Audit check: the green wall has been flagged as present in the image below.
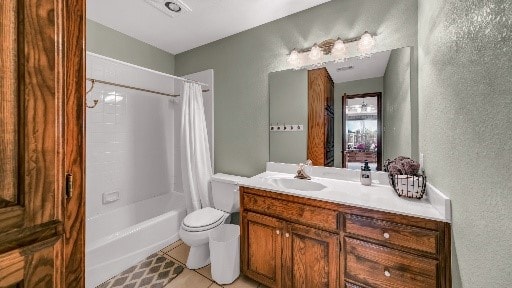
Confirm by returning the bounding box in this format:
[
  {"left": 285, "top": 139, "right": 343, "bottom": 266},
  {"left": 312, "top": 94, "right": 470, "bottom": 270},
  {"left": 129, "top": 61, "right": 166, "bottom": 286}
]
[
  {"left": 418, "top": 0, "right": 512, "bottom": 287},
  {"left": 87, "top": 19, "right": 175, "bottom": 74},
  {"left": 268, "top": 70, "right": 308, "bottom": 164},
  {"left": 334, "top": 77, "right": 384, "bottom": 167},
  {"left": 175, "top": 0, "right": 418, "bottom": 177},
  {"left": 383, "top": 47, "right": 413, "bottom": 162}
]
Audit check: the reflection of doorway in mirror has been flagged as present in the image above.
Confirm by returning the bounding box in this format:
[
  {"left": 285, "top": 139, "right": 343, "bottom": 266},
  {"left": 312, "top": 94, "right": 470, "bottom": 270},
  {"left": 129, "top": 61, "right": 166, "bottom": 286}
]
[{"left": 342, "top": 92, "right": 382, "bottom": 171}]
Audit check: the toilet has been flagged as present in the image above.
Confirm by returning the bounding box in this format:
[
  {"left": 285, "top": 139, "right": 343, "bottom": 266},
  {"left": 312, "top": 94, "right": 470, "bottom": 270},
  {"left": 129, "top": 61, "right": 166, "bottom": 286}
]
[{"left": 179, "top": 173, "right": 246, "bottom": 269}]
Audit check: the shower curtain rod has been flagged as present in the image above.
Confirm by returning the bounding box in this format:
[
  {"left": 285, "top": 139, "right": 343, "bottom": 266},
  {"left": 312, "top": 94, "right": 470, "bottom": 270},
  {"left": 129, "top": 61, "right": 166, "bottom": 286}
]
[{"left": 86, "top": 78, "right": 210, "bottom": 98}]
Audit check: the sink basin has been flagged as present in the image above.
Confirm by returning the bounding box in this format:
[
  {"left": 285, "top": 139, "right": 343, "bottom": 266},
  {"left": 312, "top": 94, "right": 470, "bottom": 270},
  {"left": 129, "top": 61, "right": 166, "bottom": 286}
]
[{"left": 266, "top": 177, "right": 326, "bottom": 191}]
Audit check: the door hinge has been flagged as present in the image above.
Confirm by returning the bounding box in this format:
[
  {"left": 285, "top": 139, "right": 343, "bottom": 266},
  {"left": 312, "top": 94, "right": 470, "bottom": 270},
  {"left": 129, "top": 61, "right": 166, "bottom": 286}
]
[{"left": 66, "top": 173, "right": 73, "bottom": 199}]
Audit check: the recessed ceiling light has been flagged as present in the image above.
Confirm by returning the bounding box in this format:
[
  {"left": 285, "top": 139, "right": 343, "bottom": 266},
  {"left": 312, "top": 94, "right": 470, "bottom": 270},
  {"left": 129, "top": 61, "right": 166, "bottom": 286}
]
[
  {"left": 144, "top": 0, "right": 191, "bottom": 18},
  {"left": 164, "top": 1, "right": 181, "bottom": 12}
]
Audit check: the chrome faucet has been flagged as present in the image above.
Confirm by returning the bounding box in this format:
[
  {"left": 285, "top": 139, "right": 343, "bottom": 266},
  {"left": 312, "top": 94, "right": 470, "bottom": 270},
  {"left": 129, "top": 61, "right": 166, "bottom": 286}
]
[{"left": 295, "top": 159, "right": 312, "bottom": 180}]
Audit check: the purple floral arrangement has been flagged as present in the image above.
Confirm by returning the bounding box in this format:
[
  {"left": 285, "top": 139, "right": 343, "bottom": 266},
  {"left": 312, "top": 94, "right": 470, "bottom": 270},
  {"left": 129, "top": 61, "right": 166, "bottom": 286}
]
[{"left": 384, "top": 156, "right": 421, "bottom": 176}]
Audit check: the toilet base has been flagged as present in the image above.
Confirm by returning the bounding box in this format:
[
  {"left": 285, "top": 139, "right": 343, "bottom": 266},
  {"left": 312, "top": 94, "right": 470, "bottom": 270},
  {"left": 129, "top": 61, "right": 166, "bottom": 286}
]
[{"left": 186, "top": 243, "right": 211, "bottom": 269}]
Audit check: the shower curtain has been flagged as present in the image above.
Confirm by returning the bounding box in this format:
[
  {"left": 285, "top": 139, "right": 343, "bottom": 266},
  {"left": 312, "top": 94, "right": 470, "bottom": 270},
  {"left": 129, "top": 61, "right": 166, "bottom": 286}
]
[{"left": 181, "top": 82, "right": 212, "bottom": 214}]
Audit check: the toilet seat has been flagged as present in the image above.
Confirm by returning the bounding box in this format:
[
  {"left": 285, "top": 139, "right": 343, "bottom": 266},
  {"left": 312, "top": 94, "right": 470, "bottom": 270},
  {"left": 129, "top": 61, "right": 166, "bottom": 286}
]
[{"left": 182, "top": 207, "right": 228, "bottom": 232}]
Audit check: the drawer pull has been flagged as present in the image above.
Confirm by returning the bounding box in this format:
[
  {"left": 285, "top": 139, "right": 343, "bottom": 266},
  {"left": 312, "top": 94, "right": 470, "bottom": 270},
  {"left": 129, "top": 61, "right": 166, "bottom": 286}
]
[
  {"left": 285, "top": 233, "right": 290, "bottom": 238},
  {"left": 276, "top": 230, "right": 280, "bottom": 235},
  {"left": 383, "top": 232, "right": 390, "bottom": 239},
  {"left": 384, "top": 270, "right": 391, "bottom": 277}
]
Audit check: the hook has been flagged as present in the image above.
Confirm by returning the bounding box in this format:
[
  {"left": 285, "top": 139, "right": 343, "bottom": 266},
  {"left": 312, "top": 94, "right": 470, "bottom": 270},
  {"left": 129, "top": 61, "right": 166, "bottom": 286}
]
[
  {"left": 86, "top": 79, "right": 99, "bottom": 109},
  {"left": 86, "top": 99, "right": 99, "bottom": 109}
]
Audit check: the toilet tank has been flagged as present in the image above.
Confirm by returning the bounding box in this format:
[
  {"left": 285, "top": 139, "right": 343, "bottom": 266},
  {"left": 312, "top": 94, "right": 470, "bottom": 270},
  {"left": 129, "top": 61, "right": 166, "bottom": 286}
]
[{"left": 211, "top": 173, "right": 247, "bottom": 213}]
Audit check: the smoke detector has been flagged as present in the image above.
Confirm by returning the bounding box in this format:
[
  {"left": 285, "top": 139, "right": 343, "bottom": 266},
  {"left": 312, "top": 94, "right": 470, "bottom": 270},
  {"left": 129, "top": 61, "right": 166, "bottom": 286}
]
[{"left": 144, "top": 0, "right": 192, "bottom": 18}]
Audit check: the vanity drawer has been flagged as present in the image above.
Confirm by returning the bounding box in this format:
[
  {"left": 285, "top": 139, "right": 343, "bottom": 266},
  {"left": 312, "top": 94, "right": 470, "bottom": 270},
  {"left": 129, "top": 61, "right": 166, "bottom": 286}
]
[
  {"left": 345, "top": 237, "right": 438, "bottom": 288},
  {"left": 242, "top": 192, "right": 338, "bottom": 231},
  {"left": 345, "top": 214, "right": 438, "bottom": 255}
]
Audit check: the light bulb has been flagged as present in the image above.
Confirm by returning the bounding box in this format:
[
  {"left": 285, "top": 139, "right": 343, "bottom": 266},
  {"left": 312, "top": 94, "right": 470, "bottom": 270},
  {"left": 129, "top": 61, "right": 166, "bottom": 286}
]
[
  {"left": 331, "top": 38, "right": 346, "bottom": 62},
  {"left": 287, "top": 49, "right": 301, "bottom": 66},
  {"left": 358, "top": 31, "right": 375, "bottom": 56},
  {"left": 308, "top": 44, "right": 322, "bottom": 60}
]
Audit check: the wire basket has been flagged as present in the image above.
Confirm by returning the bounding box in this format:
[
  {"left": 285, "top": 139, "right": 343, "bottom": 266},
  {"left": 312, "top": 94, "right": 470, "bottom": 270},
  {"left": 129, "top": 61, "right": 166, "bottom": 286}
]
[{"left": 388, "top": 174, "right": 427, "bottom": 199}]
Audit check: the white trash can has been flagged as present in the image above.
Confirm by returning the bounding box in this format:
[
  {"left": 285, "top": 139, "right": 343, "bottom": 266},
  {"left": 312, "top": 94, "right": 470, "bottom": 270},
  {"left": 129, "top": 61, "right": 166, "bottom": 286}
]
[{"left": 209, "top": 224, "right": 240, "bottom": 284}]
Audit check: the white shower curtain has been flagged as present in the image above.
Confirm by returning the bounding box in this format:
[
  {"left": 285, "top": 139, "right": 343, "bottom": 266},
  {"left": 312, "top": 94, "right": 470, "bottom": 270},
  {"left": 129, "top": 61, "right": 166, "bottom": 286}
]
[{"left": 181, "top": 82, "right": 212, "bottom": 214}]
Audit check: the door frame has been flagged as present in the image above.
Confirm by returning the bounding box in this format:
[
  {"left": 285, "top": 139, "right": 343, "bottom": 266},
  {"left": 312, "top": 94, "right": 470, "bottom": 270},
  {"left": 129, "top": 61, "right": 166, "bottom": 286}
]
[
  {"left": 63, "top": 0, "right": 86, "bottom": 286},
  {"left": 0, "top": 0, "right": 86, "bottom": 286},
  {"left": 342, "top": 92, "right": 382, "bottom": 171}
]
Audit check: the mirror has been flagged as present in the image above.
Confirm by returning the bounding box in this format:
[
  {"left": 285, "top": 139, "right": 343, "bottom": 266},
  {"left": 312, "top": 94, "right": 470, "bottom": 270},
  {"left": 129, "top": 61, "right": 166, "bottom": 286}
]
[{"left": 269, "top": 47, "right": 416, "bottom": 171}]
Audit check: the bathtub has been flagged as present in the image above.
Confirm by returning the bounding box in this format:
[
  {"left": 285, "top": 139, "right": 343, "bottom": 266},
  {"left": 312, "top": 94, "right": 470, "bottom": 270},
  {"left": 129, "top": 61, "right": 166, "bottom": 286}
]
[{"left": 85, "top": 192, "right": 186, "bottom": 288}]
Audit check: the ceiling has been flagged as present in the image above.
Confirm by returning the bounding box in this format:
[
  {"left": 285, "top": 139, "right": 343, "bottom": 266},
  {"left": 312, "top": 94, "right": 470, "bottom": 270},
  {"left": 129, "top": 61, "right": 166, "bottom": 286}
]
[
  {"left": 325, "top": 50, "right": 392, "bottom": 84},
  {"left": 87, "top": 0, "right": 332, "bottom": 55}
]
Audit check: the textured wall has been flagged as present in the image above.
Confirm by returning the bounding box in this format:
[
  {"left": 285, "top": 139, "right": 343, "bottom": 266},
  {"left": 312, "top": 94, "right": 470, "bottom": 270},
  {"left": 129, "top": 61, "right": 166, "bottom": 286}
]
[
  {"left": 269, "top": 70, "right": 308, "bottom": 164},
  {"left": 383, "top": 47, "right": 412, "bottom": 161},
  {"left": 418, "top": 0, "right": 512, "bottom": 287},
  {"left": 334, "top": 77, "right": 384, "bottom": 167},
  {"left": 175, "top": 0, "right": 418, "bottom": 176},
  {"left": 87, "top": 19, "right": 175, "bottom": 74}
]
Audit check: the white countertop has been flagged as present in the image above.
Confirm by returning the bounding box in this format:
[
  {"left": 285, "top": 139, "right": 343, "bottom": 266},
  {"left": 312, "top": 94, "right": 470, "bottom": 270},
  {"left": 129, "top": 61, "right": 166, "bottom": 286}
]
[{"left": 239, "top": 163, "right": 451, "bottom": 223}]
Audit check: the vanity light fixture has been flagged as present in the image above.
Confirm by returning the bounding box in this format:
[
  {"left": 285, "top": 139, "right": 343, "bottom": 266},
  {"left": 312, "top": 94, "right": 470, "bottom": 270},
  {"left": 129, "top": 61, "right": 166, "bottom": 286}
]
[
  {"left": 308, "top": 44, "right": 323, "bottom": 60},
  {"left": 287, "top": 31, "right": 375, "bottom": 69},
  {"left": 331, "top": 38, "right": 347, "bottom": 62},
  {"left": 358, "top": 31, "right": 376, "bottom": 57},
  {"left": 288, "top": 49, "right": 301, "bottom": 66}
]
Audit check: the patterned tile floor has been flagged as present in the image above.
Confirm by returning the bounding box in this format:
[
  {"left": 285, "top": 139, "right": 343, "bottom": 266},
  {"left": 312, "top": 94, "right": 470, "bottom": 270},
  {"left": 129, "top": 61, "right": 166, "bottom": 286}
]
[{"left": 159, "top": 240, "right": 268, "bottom": 288}]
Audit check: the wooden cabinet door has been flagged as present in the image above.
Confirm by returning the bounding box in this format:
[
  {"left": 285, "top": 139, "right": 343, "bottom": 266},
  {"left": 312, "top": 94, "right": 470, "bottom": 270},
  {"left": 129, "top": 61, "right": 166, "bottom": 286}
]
[
  {"left": 242, "top": 212, "right": 284, "bottom": 288},
  {"left": 283, "top": 223, "right": 339, "bottom": 288},
  {"left": 0, "top": 0, "right": 85, "bottom": 287}
]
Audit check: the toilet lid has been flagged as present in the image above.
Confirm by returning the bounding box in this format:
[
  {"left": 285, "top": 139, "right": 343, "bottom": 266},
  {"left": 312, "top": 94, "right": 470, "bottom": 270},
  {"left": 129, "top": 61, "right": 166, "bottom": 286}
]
[{"left": 182, "top": 207, "right": 227, "bottom": 232}]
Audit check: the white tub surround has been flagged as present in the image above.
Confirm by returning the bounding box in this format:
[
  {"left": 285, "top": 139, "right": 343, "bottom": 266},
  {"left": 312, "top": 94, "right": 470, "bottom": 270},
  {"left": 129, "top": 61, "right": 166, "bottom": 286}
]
[
  {"left": 239, "top": 162, "right": 451, "bottom": 223},
  {"left": 86, "top": 193, "right": 186, "bottom": 288}
]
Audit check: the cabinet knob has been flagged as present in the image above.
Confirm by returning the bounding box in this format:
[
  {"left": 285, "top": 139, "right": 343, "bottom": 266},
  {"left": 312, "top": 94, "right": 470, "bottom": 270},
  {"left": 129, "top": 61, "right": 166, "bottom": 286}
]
[
  {"left": 383, "top": 232, "right": 390, "bottom": 239},
  {"left": 276, "top": 230, "right": 280, "bottom": 235},
  {"left": 285, "top": 233, "right": 290, "bottom": 238},
  {"left": 384, "top": 270, "right": 391, "bottom": 277}
]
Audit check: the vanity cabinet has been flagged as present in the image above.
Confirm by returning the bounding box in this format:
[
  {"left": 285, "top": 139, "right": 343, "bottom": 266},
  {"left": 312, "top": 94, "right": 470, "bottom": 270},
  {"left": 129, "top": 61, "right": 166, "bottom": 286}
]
[
  {"left": 240, "top": 186, "right": 451, "bottom": 288},
  {"left": 284, "top": 223, "right": 339, "bottom": 288},
  {"left": 243, "top": 212, "right": 284, "bottom": 287},
  {"left": 241, "top": 190, "right": 340, "bottom": 288},
  {"left": 242, "top": 211, "right": 339, "bottom": 288}
]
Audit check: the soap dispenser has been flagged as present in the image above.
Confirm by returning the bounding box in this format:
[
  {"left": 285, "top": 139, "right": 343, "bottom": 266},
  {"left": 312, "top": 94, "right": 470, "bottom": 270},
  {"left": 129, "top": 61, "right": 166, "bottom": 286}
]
[{"left": 360, "top": 160, "right": 372, "bottom": 186}]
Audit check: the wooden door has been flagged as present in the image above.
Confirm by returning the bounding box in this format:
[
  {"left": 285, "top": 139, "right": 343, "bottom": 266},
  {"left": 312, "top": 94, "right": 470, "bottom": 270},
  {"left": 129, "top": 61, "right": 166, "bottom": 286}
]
[
  {"left": 242, "top": 212, "right": 284, "bottom": 288},
  {"left": 0, "top": 0, "right": 85, "bottom": 287},
  {"left": 283, "top": 223, "right": 339, "bottom": 288}
]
